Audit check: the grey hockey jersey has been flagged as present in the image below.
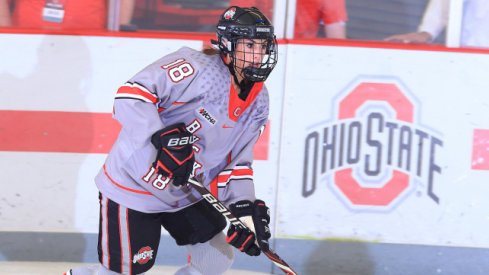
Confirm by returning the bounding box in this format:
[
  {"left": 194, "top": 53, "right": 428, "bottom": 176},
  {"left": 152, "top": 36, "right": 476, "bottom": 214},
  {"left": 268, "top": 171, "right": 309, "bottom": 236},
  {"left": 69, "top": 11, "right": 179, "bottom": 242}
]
[{"left": 95, "top": 47, "right": 269, "bottom": 213}]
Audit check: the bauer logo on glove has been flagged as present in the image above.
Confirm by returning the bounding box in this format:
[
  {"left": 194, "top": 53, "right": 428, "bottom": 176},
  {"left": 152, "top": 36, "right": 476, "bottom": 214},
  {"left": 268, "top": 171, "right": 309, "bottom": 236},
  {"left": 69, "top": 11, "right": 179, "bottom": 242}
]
[
  {"left": 167, "top": 135, "right": 198, "bottom": 147},
  {"left": 150, "top": 123, "right": 196, "bottom": 186}
]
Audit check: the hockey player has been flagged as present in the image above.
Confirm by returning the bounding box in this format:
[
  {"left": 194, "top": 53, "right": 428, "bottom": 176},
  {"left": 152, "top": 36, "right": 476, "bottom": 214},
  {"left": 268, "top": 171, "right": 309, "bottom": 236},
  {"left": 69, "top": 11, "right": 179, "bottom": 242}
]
[{"left": 67, "top": 5, "right": 278, "bottom": 275}]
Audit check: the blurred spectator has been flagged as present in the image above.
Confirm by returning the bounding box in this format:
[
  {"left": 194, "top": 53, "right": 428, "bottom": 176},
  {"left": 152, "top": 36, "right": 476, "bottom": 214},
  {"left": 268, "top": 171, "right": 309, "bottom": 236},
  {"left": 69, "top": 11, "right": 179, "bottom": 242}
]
[
  {"left": 131, "top": 0, "right": 225, "bottom": 32},
  {"left": 129, "top": 0, "right": 273, "bottom": 33},
  {"left": 294, "top": 0, "right": 348, "bottom": 38},
  {"left": 119, "top": 0, "right": 137, "bottom": 31},
  {"left": 0, "top": 0, "right": 106, "bottom": 30},
  {"left": 0, "top": 0, "right": 11, "bottom": 27},
  {"left": 385, "top": 0, "right": 489, "bottom": 47}
]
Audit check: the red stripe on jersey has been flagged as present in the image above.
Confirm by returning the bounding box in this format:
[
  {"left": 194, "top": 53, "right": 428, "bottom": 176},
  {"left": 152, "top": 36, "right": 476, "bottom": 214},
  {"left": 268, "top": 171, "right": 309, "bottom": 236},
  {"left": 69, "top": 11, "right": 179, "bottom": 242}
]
[
  {"left": 104, "top": 164, "right": 152, "bottom": 195},
  {"left": 253, "top": 121, "right": 270, "bottom": 161},
  {"left": 0, "top": 110, "right": 120, "bottom": 153},
  {"left": 227, "top": 152, "right": 232, "bottom": 164},
  {"left": 210, "top": 177, "right": 218, "bottom": 198},
  {"left": 116, "top": 85, "right": 158, "bottom": 103},
  {"left": 216, "top": 167, "right": 253, "bottom": 187}
]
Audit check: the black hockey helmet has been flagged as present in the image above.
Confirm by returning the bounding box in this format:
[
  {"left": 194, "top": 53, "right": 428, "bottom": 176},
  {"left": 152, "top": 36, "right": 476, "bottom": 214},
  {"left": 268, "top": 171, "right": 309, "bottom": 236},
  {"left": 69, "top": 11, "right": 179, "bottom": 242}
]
[{"left": 213, "top": 6, "right": 278, "bottom": 83}]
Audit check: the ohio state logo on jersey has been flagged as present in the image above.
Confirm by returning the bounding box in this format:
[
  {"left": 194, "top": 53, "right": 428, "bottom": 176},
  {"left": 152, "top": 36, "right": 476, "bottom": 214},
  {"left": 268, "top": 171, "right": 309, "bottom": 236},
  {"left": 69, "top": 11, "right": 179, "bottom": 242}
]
[{"left": 133, "top": 246, "right": 154, "bottom": 264}]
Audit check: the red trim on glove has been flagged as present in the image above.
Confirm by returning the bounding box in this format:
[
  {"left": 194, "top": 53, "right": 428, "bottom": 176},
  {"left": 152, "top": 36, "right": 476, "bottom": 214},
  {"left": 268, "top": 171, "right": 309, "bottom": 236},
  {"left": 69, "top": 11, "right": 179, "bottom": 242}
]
[
  {"left": 239, "top": 234, "right": 254, "bottom": 252},
  {"left": 226, "top": 231, "right": 238, "bottom": 243}
]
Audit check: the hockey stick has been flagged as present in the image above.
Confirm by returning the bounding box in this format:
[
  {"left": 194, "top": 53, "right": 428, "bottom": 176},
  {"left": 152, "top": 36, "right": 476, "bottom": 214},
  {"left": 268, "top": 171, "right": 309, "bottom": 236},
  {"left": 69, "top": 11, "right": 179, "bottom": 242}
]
[{"left": 187, "top": 177, "right": 298, "bottom": 275}]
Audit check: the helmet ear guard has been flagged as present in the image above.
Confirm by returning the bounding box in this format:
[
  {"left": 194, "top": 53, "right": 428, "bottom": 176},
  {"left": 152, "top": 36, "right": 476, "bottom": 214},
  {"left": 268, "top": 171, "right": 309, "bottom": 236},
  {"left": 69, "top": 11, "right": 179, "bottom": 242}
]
[
  {"left": 226, "top": 40, "right": 233, "bottom": 52},
  {"left": 210, "top": 36, "right": 233, "bottom": 54},
  {"left": 220, "top": 37, "right": 233, "bottom": 53}
]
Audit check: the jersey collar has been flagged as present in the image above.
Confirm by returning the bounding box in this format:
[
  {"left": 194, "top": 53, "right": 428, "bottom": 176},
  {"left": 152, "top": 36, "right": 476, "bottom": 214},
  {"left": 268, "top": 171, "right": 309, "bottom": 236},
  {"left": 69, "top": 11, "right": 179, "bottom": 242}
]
[{"left": 228, "top": 79, "right": 264, "bottom": 122}]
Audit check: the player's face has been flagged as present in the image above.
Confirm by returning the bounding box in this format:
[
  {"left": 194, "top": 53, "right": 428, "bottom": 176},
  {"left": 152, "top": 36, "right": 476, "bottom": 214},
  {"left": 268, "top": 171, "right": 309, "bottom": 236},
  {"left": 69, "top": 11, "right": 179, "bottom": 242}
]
[{"left": 233, "top": 38, "right": 268, "bottom": 81}]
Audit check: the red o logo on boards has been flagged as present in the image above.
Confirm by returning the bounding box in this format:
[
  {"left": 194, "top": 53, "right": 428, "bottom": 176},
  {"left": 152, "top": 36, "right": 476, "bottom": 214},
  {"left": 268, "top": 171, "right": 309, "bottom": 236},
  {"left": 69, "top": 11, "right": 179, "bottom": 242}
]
[
  {"left": 302, "top": 78, "right": 444, "bottom": 210},
  {"left": 335, "top": 82, "right": 413, "bottom": 206}
]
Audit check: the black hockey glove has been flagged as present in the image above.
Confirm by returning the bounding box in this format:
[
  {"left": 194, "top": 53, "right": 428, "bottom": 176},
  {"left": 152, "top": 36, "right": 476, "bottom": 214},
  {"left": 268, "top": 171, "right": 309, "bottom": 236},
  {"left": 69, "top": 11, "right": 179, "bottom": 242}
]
[
  {"left": 226, "top": 223, "right": 260, "bottom": 256},
  {"left": 151, "top": 123, "right": 195, "bottom": 186},
  {"left": 226, "top": 199, "right": 271, "bottom": 256}
]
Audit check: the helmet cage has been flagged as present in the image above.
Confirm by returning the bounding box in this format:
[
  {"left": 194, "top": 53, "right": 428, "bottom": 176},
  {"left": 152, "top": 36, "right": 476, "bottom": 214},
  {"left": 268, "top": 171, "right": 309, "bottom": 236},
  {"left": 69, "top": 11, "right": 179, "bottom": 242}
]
[{"left": 230, "top": 36, "right": 277, "bottom": 82}]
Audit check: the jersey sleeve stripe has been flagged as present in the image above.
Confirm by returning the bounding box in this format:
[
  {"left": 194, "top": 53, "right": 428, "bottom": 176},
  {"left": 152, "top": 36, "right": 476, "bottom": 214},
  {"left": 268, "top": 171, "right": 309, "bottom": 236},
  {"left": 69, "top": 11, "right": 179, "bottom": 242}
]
[
  {"left": 116, "top": 84, "right": 158, "bottom": 104},
  {"left": 115, "top": 94, "right": 155, "bottom": 103},
  {"left": 132, "top": 82, "right": 155, "bottom": 96},
  {"left": 216, "top": 166, "right": 253, "bottom": 188}
]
